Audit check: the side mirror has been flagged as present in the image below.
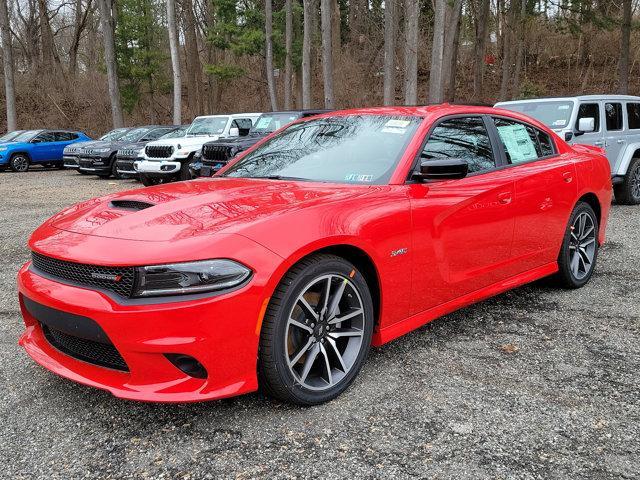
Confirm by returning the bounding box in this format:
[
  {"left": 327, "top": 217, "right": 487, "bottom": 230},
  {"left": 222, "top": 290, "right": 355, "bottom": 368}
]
[
  {"left": 414, "top": 159, "right": 469, "bottom": 181},
  {"left": 577, "top": 117, "right": 595, "bottom": 134},
  {"left": 229, "top": 127, "right": 240, "bottom": 137}
]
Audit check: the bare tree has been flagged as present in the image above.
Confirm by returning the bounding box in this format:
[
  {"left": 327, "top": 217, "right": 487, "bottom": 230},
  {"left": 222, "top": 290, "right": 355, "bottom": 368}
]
[
  {"left": 265, "top": 0, "right": 278, "bottom": 111},
  {"left": 37, "top": 0, "right": 60, "bottom": 72},
  {"left": 69, "top": 0, "right": 92, "bottom": 75},
  {"left": 302, "top": 0, "right": 312, "bottom": 108},
  {"left": 511, "top": 0, "right": 527, "bottom": 97},
  {"left": 383, "top": 0, "right": 396, "bottom": 105},
  {"left": 320, "top": 0, "right": 334, "bottom": 108},
  {"left": 428, "top": 0, "right": 446, "bottom": 103},
  {"left": 403, "top": 0, "right": 419, "bottom": 105},
  {"left": 182, "top": 0, "right": 204, "bottom": 115},
  {"left": 472, "top": 0, "right": 490, "bottom": 102},
  {"left": 96, "top": 0, "right": 124, "bottom": 127},
  {"left": 619, "top": 0, "right": 632, "bottom": 94},
  {"left": 284, "top": 0, "right": 293, "bottom": 109},
  {"left": 499, "top": 0, "right": 515, "bottom": 100},
  {"left": 0, "top": 0, "right": 16, "bottom": 130},
  {"left": 442, "top": 0, "right": 463, "bottom": 101},
  {"left": 166, "top": 0, "right": 181, "bottom": 124}
]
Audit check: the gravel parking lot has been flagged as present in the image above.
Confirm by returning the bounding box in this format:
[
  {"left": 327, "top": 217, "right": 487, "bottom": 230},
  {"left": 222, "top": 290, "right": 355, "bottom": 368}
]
[{"left": 0, "top": 169, "right": 638, "bottom": 479}]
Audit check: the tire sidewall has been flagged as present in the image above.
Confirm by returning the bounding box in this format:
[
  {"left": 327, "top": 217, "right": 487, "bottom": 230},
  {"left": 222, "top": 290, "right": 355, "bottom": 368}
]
[
  {"left": 628, "top": 158, "right": 640, "bottom": 203},
  {"left": 10, "top": 154, "right": 29, "bottom": 172},
  {"left": 267, "top": 258, "right": 374, "bottom": 405},
  {"left": 559, "top": 202, "right": 599, "bottom": 288}
]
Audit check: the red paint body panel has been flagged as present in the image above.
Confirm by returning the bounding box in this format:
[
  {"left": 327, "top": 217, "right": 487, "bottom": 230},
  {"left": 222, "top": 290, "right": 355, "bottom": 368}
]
[{"left": 16, "top": 105, "right": 613, "bottom": 402}]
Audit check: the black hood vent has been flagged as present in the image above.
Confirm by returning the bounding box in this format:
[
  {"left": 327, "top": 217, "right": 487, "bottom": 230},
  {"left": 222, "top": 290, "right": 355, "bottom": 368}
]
[{"left": 109, "top": 199, "right": 155, "bottom": 211}]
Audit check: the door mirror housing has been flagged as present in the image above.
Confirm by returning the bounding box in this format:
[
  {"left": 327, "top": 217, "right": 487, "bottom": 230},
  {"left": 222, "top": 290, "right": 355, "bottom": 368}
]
[
  {"left": 414, "top": 159, "right": 469, "bottom": 181},
  {"left": 228, "top": 127, "right": 240, "bottom": 137},
  {"left": 576, "top": 117, "right": 595, "bottom": 135}
]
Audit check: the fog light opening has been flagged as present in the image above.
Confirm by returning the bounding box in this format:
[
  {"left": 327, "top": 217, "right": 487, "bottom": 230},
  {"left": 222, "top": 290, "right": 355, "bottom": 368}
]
[
  {"left": 164, "top": 354, "right": 208, "bottom": 379},
  {"left": 161, "top": 165, "right": 172, "bottom": 171}
]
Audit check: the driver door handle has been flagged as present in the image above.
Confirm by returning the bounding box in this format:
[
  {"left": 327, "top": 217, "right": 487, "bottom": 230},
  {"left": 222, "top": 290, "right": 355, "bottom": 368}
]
[
  {"left": 594, "top": 140, "right": 605, "bottom": 146},
  {"left": 562, "top": 171, "right": 573, "bottom": 183}
]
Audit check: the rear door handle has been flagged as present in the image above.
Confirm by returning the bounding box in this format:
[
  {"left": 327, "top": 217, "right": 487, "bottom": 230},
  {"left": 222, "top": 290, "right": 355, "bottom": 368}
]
[
  {"left": 617, "top": 139, "right": 626, "bottom": 144},
  {"left": 497, "top": 192, "right": 512, "bottom": 205},
  {"left": 562, "top": 171, "right": 573, "bottom": 183}
]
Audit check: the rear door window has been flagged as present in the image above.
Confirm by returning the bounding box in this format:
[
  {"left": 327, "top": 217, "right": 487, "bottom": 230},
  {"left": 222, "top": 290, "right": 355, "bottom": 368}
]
[
  {"left": 605, "top": 103, "right": 623, "bottom": 131},
  {"left": 493, "top": 118, "right": 555, "bottom": 164},
  {"left": 421, "top": 117, "right": 495, "bottom": 174},
  {"left": 576, "top": 103, "right": 600, "bottom": 131},
  {"left": 626, "top": 103, "right": 640, "bottom": 129},
  {"left": 33, "top": 132, "right": 56, "bottom": 143}
]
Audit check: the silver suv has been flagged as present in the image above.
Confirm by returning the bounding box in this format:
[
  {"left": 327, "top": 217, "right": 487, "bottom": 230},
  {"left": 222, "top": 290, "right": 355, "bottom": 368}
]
[{"left": 495, "top": 95, "right": 640, "bottom": 205}]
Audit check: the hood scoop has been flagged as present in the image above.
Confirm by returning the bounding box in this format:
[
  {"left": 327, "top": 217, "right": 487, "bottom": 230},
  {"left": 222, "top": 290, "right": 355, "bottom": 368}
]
[{"left": 109, "top": 199, "right": 155, "bottom": 211}]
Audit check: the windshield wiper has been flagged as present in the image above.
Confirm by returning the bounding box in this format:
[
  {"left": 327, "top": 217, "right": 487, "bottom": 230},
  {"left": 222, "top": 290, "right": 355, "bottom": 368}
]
[{"left": 251, "top": 175, "right": 308, "bottom": 181}]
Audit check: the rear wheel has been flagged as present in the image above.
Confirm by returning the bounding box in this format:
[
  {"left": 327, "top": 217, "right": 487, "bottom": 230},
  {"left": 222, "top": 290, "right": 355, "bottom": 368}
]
[
  {"left": 614, "top": 157, "right": 640, "bottom": 205},
  {"left": 554, "top": 201, "right": 599, "bottom": 289},
  {"left": 259, "top": 254, "right": 374, "bottom": 405},
  {"left": 9, "top": 154, "right": 29, "bottom": 172}
]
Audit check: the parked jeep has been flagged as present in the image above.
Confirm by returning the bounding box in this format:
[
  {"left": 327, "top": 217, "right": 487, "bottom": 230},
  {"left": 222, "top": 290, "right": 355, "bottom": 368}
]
[
  {"left": 135, "top": 113, "right": 261, "bottom": 186},
  {"left": 495, "top": 95, "right": 640, "bottom": 204},
  {"left": 197, "top": 110, "right": 329, "bottom": 177},
  {"left": 63, "top": 128, "right": 131, "bottom": 173},
  {"left": 115, "top": 125, "right": 188, "bottom": 179},
  {"left": 78, "top": 125, "right": 178, "bottom": 179}
]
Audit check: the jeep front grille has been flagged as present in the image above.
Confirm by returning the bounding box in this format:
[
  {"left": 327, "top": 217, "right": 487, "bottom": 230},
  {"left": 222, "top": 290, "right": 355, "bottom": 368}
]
[
  {"left": 146, "top": 145, "right": 174, "bottom": 158},
  {"left": 202, "top": 144, "right": 233, "bottom": 162}
]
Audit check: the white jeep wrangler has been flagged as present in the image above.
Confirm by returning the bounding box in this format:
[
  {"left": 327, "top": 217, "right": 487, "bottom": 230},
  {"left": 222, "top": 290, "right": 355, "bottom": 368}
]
[
  {"left": 135, "top": 113, "right": 260, "bottom": 186},
  {"left": 496, "top": 95, "right": 640, "bottom": 205}
]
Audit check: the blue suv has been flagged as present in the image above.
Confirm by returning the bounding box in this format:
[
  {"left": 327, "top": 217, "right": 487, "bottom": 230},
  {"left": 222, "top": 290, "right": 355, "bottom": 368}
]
[{"left": 0, "top": 129, "right": 91, "bottom": 172}]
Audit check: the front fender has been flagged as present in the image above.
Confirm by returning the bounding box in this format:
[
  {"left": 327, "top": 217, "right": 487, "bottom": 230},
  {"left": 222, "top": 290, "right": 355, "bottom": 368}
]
[{"left": 614, "top": 143, "right": 640, "bottom": 176}]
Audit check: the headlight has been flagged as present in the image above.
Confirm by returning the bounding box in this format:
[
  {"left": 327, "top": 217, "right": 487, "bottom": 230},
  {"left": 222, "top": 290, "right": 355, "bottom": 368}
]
[
  {"left": 133, "top": 259, "right": 251, "bottom": 297},
  {"left": 137, "top": 148, "right": 144, "bottom": 158},
  {"left": 0, "top": 146, "right": 8, "bottom": 151}
]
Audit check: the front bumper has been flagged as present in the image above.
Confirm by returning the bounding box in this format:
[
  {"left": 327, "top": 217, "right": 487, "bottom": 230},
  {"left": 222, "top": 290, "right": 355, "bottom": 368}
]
[
  {"left": 17, "top": 262, "right": 267, "bottom": 402},
  {"left": 135, "top": 159, "right": 181, "bottom": 176},
  {"left": 63, "top": 156, "right": 79, "bottom": 168},
  {"left": 200, "top": 161, "right": 229, "bottom": 177},
  {"left": 115, "top": 157, "right": 139, "bottom": 179},
  {"left": 79, "top": 156, "right": 110, "bottom": 174}
]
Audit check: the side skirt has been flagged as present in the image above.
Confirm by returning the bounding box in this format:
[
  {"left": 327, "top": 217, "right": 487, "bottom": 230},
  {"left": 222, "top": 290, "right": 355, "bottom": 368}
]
[{"left": 372, "top": 262, "right": 559, "bottom": 346}]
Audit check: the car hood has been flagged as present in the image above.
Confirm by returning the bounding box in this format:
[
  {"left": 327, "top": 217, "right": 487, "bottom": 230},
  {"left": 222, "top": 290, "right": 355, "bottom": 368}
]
[
  {"left": 0, "top": 141, "right": 28, "bottom": 150},
  {"left": 147, "top": 135, "right": 221, "bottom": 148},
  {"left": 44, "top": 177, "right": 365, "bottom": 242}
]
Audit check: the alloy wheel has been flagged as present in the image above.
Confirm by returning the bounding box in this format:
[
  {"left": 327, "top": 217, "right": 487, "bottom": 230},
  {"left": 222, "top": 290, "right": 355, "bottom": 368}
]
[
  {"left": 12, "top": 156, "right": 29, "bottom": 172},
  {"left": 631, "top": 164, "right": 640, "bottom": 200},
  {"left": 568, "top": 212, "right": 596, "bottom": 280},
  {"left": 285, "top": 274, "right": 365, "bottom": 391}
]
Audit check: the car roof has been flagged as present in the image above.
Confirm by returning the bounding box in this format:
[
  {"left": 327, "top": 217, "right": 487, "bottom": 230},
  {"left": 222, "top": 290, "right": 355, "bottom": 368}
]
[{"left": 496, "top": 95, "right": 640, "bottom": 105}]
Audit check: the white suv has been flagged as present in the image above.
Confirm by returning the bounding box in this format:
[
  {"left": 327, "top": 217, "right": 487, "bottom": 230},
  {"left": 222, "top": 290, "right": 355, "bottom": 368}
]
[
  {"left": 135, "top": 113, "right": 260, "bottom": 186},
  {"left": 496, "top": 95, "right": 640, "bottom": 204}
]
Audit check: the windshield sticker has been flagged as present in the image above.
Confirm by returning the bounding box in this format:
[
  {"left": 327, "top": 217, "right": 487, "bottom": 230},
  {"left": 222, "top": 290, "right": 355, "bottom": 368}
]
[
  {"left": 345, "top": 173, "right": 374, "bottom": 182},
  {"left": 256, "top": 117, "right": 273, "bottom": 129},
  {"left": 552, "top": 119, "right": 567, "bottom": 126},
  {"left": 385, "top": 119, "right": 411, "bottom": 128},
  {"left": 381, "top": 127, "right": 407, "bottom": 134},
  {"left": 497, "top": 124, "right": 538, "bottom": 162},
  {"left": 558, "top": 105, "right": 570, "bottom": 110}
]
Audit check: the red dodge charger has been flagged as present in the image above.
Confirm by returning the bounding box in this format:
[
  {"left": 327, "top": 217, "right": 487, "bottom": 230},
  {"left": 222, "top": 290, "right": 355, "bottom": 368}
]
[{"left": 17, "top": 105, "right": 612, "bottom": 405}]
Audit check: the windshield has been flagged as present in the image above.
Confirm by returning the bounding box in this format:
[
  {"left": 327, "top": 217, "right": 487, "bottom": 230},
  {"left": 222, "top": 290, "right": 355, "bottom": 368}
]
[
  {"left": 0, "top": 130, "right": 24, "bottom": 142},
  {"left": 11, "top": 130, "right": 41, "bottom": 143},
  {"left": 250, "top": 113, "right": 300, "bottom": 135},
  {"left": 117, "top": 127, "right": 152, "bottom": 142},
  {"left": 100, "top": 128, "right": 130, "bottom": 141},
  {"left": 499, "top": 101, "right": 574, "bottom": 129},
  {"left": 223, "top": 115, "right": 421, "bottom": 184},
  {"left": 160, "top": 127, "right": 187, "bottom": 139},
  {"left": 187, "top": 117, "right": 229, "bottom": 136}
]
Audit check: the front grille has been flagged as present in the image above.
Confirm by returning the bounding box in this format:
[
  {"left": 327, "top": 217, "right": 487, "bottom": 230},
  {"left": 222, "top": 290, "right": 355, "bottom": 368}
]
[
  {"left": 202, "top": 144, "right": 233, "bottom": 162},
  {"left": 118, "top": 149, "right": 139, "bottom": 158},
  {"left": 116, "top": 160, "right": 135, "bottom": 172},
  {"left": 79, "top": 158, "right": 93, "bottom": 168},
  {"left": 63, "top": 157, "right": 79, "bottom": 167},
  {"left": 31, "top": 252, "right": 136, "bottom": 298},
  {"left": 43, "top": 324, "right": 128, "bottom": 371},
  {"left": 146, "top": 145, "right": 174, "bottom": 158},
  {"left": 110, "top": 199, "right": 154, "bottom": 211}
]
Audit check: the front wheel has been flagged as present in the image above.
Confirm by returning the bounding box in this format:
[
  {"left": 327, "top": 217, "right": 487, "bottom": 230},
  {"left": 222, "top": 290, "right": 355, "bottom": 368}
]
[
  {"left": 179, "top": 160, "right": 195, "bottom": 181},
  {"left": 614, "top": 157, "right": 640, "bottom": 205},
  {"left": 9, "top": 154, "right": 30, "bottom": 172},
  {"left": 139, "top": 174, "right": 169, "bottom": 187},
  {"left": 554, "top": 201, "right": 599, "bottom": 289},
  {"left": 259, "top": 254, "right": 374, "bottom": 405}
]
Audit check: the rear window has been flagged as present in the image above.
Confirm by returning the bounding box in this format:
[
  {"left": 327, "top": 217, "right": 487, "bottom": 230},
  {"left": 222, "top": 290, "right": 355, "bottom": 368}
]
[{"left": 627, "top": 103, "right": 640, "bottom": 129}]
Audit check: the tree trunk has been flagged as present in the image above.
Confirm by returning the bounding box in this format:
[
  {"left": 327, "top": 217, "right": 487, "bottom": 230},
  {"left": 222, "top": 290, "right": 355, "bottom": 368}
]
[
  {"left": 428, "top": 0, "right": 446, "bottom": 103},
  {"left": 473, "top": 0, "right": 490, "bottom": 102},
  {"left": 618, "top": 0, "right": 631, "bottom": 94},
  {"left": 69, "top": 0, "right": 92, "bottom": 75},
  {"left": 182, "top": 0, "right": 204, "bottom": 116},
  {"left": 265, "top": 0, "right": 278, "bottom": 111},
  {"left": 97, "top": 0, "right": 124, "bottom": 127},
  {"left": 499, "top": 0, "right": 515, "bottom": 100},
  {"left": 37, "top": 0, "right": 60, "bottom": 72},
  {"left": 166, "top": 0, "right": 181, "bottom": 124},
  {"left": 320, "top": 0, "right": 335, "bottom": 108},
  {"left": 442, "top": 0, "right": 463, "bottom": 102},
  {"left": 0, "top": 0, "right": 16, "bottom": 130},
  {"left": 284, "top": 0, "right": 293, "bottom": 109},
  {"left": 403, "top": 0, "right": 419, "bottom": 105},
  {"left": 302, "top": 0, "right": 312, "bottom": 108},
  {"left": 511, "top": 0, "right": 526, "bottom": 97},
  {"left": 383, "top": 0, "right": 396, "bottom": 105}
]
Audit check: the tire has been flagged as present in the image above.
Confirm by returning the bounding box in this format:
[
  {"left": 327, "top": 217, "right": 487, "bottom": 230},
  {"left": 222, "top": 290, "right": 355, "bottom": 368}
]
[
  {"left": 0, "top": 165, "right": 6, "bottom": 172},
  {"left": 140, "top": 174, "right": 165, "bottom": 187},
  {"left": 258, "top": 254, "right": 374, "bottom": 405},
  {"left": 78, "top": 169, "right": 89, "bottom": 175},
  {"left": 111, "top": 158, "right": 121, "bottom": 179},
  {"left": 179, "top": 159, "right": 195, "bottom": 181},
  {"left": 554, "top": 201, "right": 599, "bottom": 289},
  {"left": 613, "top": 157, "right": 640, "bottom": 205},
  {"left": 9, "top": 154, "right": 30, "bottom": 172}
]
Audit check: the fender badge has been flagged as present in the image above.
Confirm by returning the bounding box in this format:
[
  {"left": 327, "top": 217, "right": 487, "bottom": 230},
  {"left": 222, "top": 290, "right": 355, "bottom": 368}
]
[{"left": 390, "top": 248, "right": 408, "bottom": 257}]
